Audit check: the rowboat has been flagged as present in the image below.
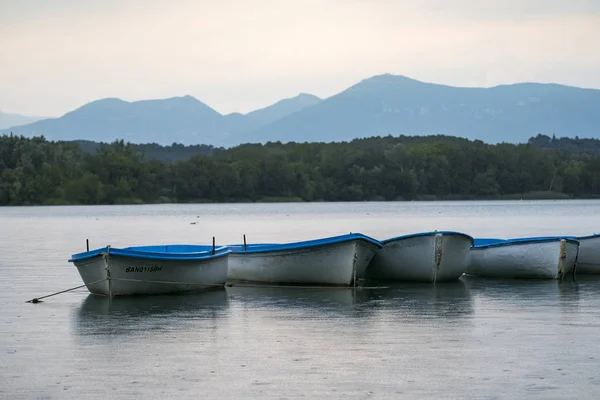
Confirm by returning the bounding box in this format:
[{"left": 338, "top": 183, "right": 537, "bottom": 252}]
[
  {"left": 530, "top": 233, "right": 600, "bottom": 274},
  {"left": 467, "top": 237, "right": 579, "bottom": 279},
  {"left": 573, "top": 234, "right": 600, "bottom": 274},
  {"left": 367, "top": 231, "right": 473, "bottom": 282},
  {"left": 226, "top": 233, "right": 382, "bottom": 285},
  {"left": 68, "top": 244, "right": 231, "bottom": 297}
]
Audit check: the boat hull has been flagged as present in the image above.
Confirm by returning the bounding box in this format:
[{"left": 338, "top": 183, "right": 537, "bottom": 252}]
[
  {"left": 575, "top": 235, "right": 600, "bottom": 274},
  {"left": 467, "top": 239, "right": 578, "bottom": 279},
  {"left": 73, "top": 254, "right": 229, "bottom": 296},
  {"left": 227, "top": 240, "right": 379, "bottom": 285},
  {"left": 368, "top": 232, "right": 472, "bottom": 282}
]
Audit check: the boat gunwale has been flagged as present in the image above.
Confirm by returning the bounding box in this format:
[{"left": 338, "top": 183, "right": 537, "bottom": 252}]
[
  {"left": 228, "top": 233, "right": 382, "bottom": 254},
  {"left": 68, "top": 245, "right": 231, "bottom": 263},
  {"left": 381, "top": 231, "right": 474, "bottom": 245},
  {"left": 575, "top": 233, "right": 600, "bottom": 240},
  {"left": 472, "top": 236, "right": 580, "bottom": 250},
  {"left": 494, "top": 233, "right": 599, "bottom": 241}
]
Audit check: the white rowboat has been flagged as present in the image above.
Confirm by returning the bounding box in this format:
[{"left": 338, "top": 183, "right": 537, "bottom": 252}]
[
  {"left": 368, "top": 231, "right": 473, "bottom": 282},
  {"left": 69, "top": 244, "right": 230, "bottom": 297},
  {"left": 467, "top": 237, "right": 578, "bottom": 279},
  {"left": 573, "top": 234, "right": 600, "bottom": 274},
  {"left": 227, "top": 233, "right": 382, "bottom": 286}
]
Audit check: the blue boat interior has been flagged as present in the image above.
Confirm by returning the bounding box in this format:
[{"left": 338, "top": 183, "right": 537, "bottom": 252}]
[
  {"left": 228, "top": 233, "right": 382, "bottom": 254},
  {"left": 69, "top": 244, "right": 231, "bottom": 262},
  {"left": 382, "top": 231, "right": 474, "bottom": 245},
  {"left": 130, "top": 245, "right": 220, "bottom": 253}
]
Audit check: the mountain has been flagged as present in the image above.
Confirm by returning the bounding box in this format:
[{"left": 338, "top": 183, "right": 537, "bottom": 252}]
[
  {"left": 2, "top": 93, "right": 321, "bottom": 146},
  {"left": 0, "top": 111, "right": 46, "bottom": 129},
  {"left": 2, "top": 96, "right": 229, "bottom": 145},
  {"left": 3, "top": 75, "right": 599, "bottom": 146},
  {"left": 246, "top": 93, "right": 321, "bottom": 124},
  {"left": 247, "top": 74, "right": 600, "bottom": 144}
]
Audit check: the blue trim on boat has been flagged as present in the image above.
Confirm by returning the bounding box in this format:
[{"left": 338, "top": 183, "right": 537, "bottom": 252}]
[
  {"left": 530, "top": 233, "right": 599, "bottom": 240},
  {"left": 576, "top": 233, "right": 600, "bottom": 240},
  {"left": 69, "top": 244, "right": 231, "bottom": 262},
  {"left": 381, "top": 231, "right": 474, "bottom": 245},
  {"left": 509, "top": 236, "right": 578, "bottom": 242},
  {"left": 472, "top": 236, "right": 579, "bottom": 249},
  {"left": 473, "top": 238, "right": 505, "bottom": 247},
  {"left": 228, "top": 233, "right": 382, "bottom": 254}
]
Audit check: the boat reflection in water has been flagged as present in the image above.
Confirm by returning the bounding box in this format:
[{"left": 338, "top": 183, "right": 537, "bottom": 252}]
[
  {"left": 225, "top": 279, "right": 475, "bottom": 323},
  {"left": 225, "top": 283, "right": 379, "bottom": 319},
  {"left": 461, "top": 274, "right": 581, "bottom": 312},
  {"left": 72, "top": 288, "right": 229, "bottom": 338},
  {"left": 363, "top": 279, "right": 475, "bottom": 322}
]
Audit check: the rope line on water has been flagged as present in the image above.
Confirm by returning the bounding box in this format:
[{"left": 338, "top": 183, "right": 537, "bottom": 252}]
[
  {"left": 25, "top": 278, "right": 108, "bottom": 303},
  {"left": 27, "top": 277, "right": 385, "bottom": 303},
  {"left": 26, "top": 277, "right": 225, "bottom": 303}
]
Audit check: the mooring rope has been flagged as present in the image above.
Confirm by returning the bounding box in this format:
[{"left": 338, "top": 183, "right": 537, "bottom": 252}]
[
  {"left": 27, "top": 277, "right": 384, "bottom": 304},
  {"left": 26, "top": 276, "right": 227, "bottom": 303},
  {"left": 25, "top": 278, "right": 108, "bottom": 303}
]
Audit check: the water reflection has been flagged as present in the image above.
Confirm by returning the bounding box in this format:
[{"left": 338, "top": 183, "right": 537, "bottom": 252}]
[
  {"left": 226, "top": 280, "right": 474, "bottom": 322},
  {"left": 72, "top": 288, "right": 229, "bottom": 337},
  {"left": 226, "top": 284, "right": 379, "bottom": 319},
  {"left": 461, "top": 274, "right": 582, "bottom": 309},
  {"left": 364, "top": 279, "right": 475, "bottom": 322}
]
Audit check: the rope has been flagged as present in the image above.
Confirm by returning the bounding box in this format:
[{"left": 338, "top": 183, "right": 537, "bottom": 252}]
[
  {"left": 27, "top": 276, "right": 387, "bottom": 303},
  {"left": 26, "top": 275, "right": 224, "bottom": 303},
  {"left": 26, "top": 278, "right": 108, "bottom": 303}
]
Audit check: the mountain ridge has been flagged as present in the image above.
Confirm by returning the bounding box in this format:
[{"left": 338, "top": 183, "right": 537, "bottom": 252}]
[
  {"left": 246, "top": 74, "right": 600, "bottom": 144},
  {"left": 1, "top": 92, "right": 322, "bottom": 146},
  {"left": 0, "top": 110, "right": 47, "bottom": 130},
  {"left": 3, "top": 74, "right": 599, "bottom": 145}
]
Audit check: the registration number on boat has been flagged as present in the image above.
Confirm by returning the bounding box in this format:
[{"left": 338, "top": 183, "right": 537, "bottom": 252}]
[{"left": 125, "top": 265, "right": 163, "bottom": 273}]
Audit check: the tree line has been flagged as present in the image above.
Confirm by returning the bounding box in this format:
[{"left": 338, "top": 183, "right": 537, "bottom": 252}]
[{"left": 1, "top": 133, "right": 599, "bottom": 205}]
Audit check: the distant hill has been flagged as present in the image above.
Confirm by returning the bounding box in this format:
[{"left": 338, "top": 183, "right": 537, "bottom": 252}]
[
  {"left": 221, "top": 93, "right": 321, "bottom": 144},
  {"left": 3, "top": 96, "right": 227, "bottom": 145},
  {"left": 3, "top": 74, "right": 599, "bottom": 146},
  {"left": 2, "top": 93, "right": 321, "bottom": 146},
  {"left": 0, "top": 111, "right": 46, "bottom": 129},
  {"left": 248, "top": 74, "right": 600, "bottom": 144},
  {"left": 246, "top": 93, "right": 321, "bottom": 124}
]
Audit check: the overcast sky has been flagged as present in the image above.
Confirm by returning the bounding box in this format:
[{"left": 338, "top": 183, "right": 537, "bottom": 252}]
[{"left": 1, "top": 0, "right": 599, "bottom": 117}]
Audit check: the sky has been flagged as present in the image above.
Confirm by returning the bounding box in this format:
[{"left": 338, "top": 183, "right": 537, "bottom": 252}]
[{"left": 1, "top": 0, "right": 600, "bottom": 117}]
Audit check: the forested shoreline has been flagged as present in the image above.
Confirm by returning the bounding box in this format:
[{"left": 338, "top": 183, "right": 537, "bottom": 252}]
[{"left": 1, "top": 133, "right": 599, "bottom": 206}]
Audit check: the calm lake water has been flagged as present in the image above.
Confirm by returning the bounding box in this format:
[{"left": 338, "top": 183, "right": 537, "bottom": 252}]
[{"left": 1, "top": 200, "right": 600, "bottom": 399}]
